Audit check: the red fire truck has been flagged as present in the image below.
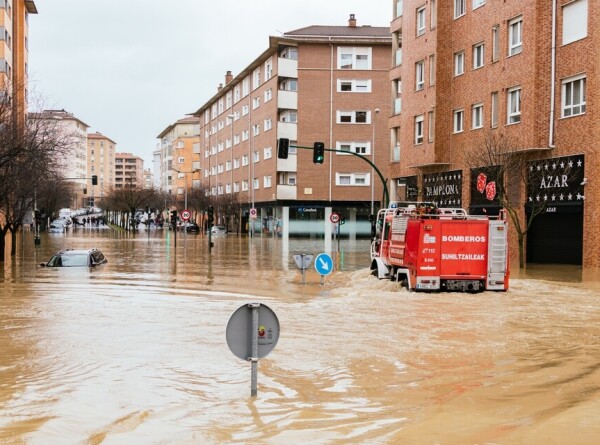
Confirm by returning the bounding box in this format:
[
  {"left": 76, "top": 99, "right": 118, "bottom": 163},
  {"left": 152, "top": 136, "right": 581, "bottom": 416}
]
[{"left": 370, "top": 203, "right": 509, "bottom": 292}]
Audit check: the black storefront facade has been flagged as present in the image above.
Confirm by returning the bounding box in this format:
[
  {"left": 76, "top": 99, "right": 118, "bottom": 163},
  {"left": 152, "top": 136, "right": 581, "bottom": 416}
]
[
  {"left": 525, "top": 154, "right": 585, "bottom": 265},
  {"left": 396, "top": 153, "right": 585, "bottom": 266}
]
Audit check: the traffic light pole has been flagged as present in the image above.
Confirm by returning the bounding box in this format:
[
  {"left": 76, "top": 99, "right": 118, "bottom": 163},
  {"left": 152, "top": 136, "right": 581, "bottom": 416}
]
[{"left": 289, "top": 144, "right": 390, "bottom": 208}]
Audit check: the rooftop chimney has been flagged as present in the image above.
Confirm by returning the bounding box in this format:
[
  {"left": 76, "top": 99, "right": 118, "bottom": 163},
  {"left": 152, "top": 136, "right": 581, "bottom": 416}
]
[
  {"left": 218, "top": 83, "right": 223, "bottom": 92},
  {"left": 225, "top": 70, "right": 233, "bottom": 85},
  {"left": 348, "top": 14, "right": 357, "bottom": 27}
]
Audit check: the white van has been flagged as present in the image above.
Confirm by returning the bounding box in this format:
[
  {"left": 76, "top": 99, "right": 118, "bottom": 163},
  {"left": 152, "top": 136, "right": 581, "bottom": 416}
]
[{"left": 59, "top": 208, "right": 72, "bottom": 219}]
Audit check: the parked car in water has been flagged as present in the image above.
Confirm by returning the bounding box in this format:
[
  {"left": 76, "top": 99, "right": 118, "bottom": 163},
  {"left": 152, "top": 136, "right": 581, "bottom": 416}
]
[
  {"left": 210, "top": 225, "right": 227, "bottom": 235},
  {"left": 41, "top": 248, "right": 107, "bottom": 268},
  {"left": 48, "top": 220, "right": 68, "bottom": 233},
  {"left": 186, "top": 222, "right": 201, "bottom": 233}
]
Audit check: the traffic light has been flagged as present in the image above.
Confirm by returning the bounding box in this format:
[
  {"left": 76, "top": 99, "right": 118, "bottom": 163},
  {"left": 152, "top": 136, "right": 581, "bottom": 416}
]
[
  {"left": 313, "top": 142, "right": 325, "bottom": 164},
  {"left": 170, "top": 210, "right": 177, "bottom": 225},
  {"left": 277, "top": 138, "right": 290, "bottom": 159},
  {"left": 207, "top": 206, "right": 214, "bottom": 224},
  {"left": 91, "top": 175, "right": 98, "bottom": 185}
]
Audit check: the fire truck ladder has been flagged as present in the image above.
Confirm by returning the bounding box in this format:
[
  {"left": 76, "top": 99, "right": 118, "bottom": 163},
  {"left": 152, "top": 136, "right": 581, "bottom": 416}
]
[{"left": 487, "top": 219, "right": 508, "bottom": 290}]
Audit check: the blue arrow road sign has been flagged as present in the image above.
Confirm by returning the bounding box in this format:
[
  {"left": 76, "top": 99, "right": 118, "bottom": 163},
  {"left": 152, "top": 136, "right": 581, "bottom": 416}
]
[{"left": 314, "top": 253, "right": 333, "bottom": 276}]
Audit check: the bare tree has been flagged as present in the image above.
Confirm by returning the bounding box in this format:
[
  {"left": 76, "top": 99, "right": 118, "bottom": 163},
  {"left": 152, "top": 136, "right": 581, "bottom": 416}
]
[
  {"left": 101, "top": 184, "right": 158, "bottom": 231},
  {"left": 0, "top": 84, "right": 76, "bottom": 259}
]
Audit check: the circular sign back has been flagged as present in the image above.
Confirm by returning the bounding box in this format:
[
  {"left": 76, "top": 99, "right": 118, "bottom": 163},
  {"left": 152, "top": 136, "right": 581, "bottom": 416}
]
[{"left": 226, "top": 303, "right": 280, "bottom": 361}]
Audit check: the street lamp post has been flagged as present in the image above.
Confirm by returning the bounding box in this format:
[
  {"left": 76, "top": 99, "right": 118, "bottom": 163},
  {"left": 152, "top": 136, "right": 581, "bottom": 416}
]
[
  {"left": 371, "top": 108, "right": 380, "bottom": 240},
  {"left": 228, "top": 114, "right": 235, "bottom": 233}
]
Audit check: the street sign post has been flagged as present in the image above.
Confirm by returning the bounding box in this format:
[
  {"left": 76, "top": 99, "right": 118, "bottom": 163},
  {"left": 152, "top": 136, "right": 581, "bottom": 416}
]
[
  {"left": 292, "top": 253, "right": 313, "bottom": 284},
  {"left": 315, "top": 253, "right": 334, "bottom": 285},
  {"left": 226, "top": 303, "right": 280, "bottom": 397}
]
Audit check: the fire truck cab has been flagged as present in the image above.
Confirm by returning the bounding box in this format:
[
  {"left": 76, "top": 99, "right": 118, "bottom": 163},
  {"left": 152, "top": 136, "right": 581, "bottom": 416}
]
[{"left": 370, "top": 202, "right": 509, "bottom": 292}]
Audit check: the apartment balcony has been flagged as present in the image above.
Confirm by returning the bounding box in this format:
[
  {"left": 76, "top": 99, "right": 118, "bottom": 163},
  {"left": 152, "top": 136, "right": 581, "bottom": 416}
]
[
  {"left": 277, "top": 152, "right": 297, "bottom": 173},
  {"left": 277, "top": 121, "right": 297, "bottom": 141},
  {"left": 277, "top": 184, "right": 297, "bottom": 200},
  {"left": 278, "top": 57, "right": 298, "bottom": 78},
  {"left": 277, "top": 90, "right": 297, "bottom": 110}
]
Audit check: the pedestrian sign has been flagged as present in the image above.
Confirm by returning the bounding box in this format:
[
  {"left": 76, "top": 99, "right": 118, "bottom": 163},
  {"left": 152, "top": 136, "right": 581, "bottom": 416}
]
[{"left": 315, "top": 253, "right": 333, "bottom": 276}]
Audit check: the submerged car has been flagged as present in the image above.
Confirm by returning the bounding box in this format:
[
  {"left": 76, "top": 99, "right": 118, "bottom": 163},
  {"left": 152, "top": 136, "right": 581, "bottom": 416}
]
[
  {"left": 41, "top": 248, "right": 107, "bottom": 268},
  {"left": 210, "top": 225, "right": 227, "bottom": 235},
  {"left": 48, "top": 220, "right": 67, "bottom": 233},
  {"left": 186, "top": 222, "right": 201, "bottom": 233}
]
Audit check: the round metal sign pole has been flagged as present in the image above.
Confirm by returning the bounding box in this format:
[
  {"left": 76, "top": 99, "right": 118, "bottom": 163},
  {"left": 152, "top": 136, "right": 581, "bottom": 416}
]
[{"left": 250, "top": 304, "right": 259, "bottom": 396}]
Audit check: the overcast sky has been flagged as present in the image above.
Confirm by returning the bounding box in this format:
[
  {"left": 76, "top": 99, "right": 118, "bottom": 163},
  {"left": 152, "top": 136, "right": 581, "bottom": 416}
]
[{"left": 28, "top": 0, "right": 390, "bottom": 167}]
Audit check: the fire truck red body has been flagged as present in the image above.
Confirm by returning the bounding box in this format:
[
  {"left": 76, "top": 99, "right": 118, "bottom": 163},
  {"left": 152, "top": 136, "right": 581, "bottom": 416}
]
[{"left": 370, "top": 203, "right": 509, "bottom": 292}]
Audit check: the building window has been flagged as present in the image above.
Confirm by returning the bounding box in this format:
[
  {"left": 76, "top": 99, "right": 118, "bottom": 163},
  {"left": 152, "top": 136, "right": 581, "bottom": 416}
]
[
  {"left": 264, "top": 118, "right": 272, "bottom": 131},
  {"left": 337, "top": 110, "right": 370, "bottom": 124},
  {"left": 454, "top": 0, "right": 466, "bottom": 18},
  {"left": 335, "top": 173, "right": 370, "bottom": 186},
  {"left": 280, "top": 79, "right": 297, "bottom": 91},
  {"left": 337, "top": 79, "right": 371, "bottom": 93},
  {"left": 472, "top": 103, "right": 483, "bottom": 129},
  {"left": 416, "top": 5, "right": 426, "bottom": 36},
  {"left": 473, "top": 42, "right": 484, "bottom": 69},
  {"left": 473, "top": 0, "right": 485, "bottom": 9},
  {"left": 508, "top": 16, "right": 523, "bottom": 56},
  {"left": 280, "top": 110, "right": 297, "bottom": 123},
  {"left": 414, "top": 114, "right": 424, "bottom": 144},
  {"left": 263, "top": 176, "right": 272, "bottom": 188},
  {"left": 252, "top": 68, "right": 261, "bottom": 89},
  {"left": 507, "top": 86, "right": 521, "bottom": 124},
  {"left": 429, "top": 54, "right": 435, "bottom": 85},
  {"left": 428, "top": 110, "right": 435, "bottom": 142},
  {"left": 253, "top": 178, "right": 259, "bottom": 190},
  {"left": 430, "top": 0, "right": 437, "bottom": 29},
  {"left": 264, "top": 146, "right": 273, "bottom": 159},
  {"left": 562, "top": 75, "right": 586, "bottom": 117},
  {"left": 338, "top": 47, "right": 372, "bottom": 70},
  {"left": 415, "top": 60, "right": 425, "bottom": 90},
  {"left": 453, "top": 109, "right": 464, "bottom": 133},
  {"left": 336, "top": 142, "right": 370, "bottom": 155},
  {"left": 491, "top": 91, "right": 499, "bottom": 128},
  {"left": 265, "top": 58, "right": 273, "bottom": 80},
  {"left": 264, "top": 88, "right": 272, "bottom": 102},
  {"left": 178, "top": 157, "right": 184, "bottom": 164},
  {"left": 454, "top": 51, "right": 465, "bottom": 76},
  {"left": 492, "top": 25, "right": 500, "bottom": 62},
  {"left": 562, "top": 0, "right": 587, "bottom": 45}
]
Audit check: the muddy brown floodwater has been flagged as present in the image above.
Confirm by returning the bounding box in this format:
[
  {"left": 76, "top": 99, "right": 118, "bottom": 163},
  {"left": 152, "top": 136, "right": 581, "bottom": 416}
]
[{"left": 1, "top": 228, "right": 599, "bottom": 444}]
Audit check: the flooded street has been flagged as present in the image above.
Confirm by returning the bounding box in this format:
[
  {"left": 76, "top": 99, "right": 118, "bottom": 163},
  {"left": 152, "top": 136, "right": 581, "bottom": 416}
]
[{"left": 1, "top": 229, "right": 600, "bottom": 444}]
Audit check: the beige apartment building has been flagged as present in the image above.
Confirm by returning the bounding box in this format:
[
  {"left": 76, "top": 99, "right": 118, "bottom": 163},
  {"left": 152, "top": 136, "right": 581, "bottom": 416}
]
[
  {"left": 156, "top": 116, "right": 200, "bottom": 196},
  {"left": 192, "top": 15, "right": 391, "bottom": 236},
  {"left": 87, "top": 131, "right": 115, "bottom": 207},
  {"left": 389, "top": 0, "right": 598, "bottom": 268},
  {"left": 114, "top": 153, "right": 144, "bottom": 189},
  {"left": 28, "top": 109, "right": 90, "bottom": 208}
]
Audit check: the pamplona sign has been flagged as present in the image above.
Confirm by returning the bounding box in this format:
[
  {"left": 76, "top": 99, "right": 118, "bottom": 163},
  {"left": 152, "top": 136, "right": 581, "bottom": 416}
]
[
  {"left": 527, "top": 154, "right": 585, "bottom": 207},
  {"left": 423, "top": 170, "right": 463, "bottom": 207}
]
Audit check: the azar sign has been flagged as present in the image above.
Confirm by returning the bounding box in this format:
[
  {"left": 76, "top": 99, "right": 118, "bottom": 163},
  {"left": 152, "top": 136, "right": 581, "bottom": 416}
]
[{"left": 527, "top": 154, "right": 585, "bottom": 205}]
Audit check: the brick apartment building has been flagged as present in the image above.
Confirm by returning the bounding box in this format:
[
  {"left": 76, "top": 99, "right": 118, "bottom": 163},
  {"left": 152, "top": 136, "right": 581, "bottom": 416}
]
[
  {"left": 191, "top": 15, "right": 391, "bottom": 236},
  {"left": 389, "top": 0, "right": 598, "bottom": 267},
  {"left": 0, "top": 0, "right": 37, "bottom": 112},
  {"left": 156, "top": 116, "right": 200, "bottom": 196}
]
